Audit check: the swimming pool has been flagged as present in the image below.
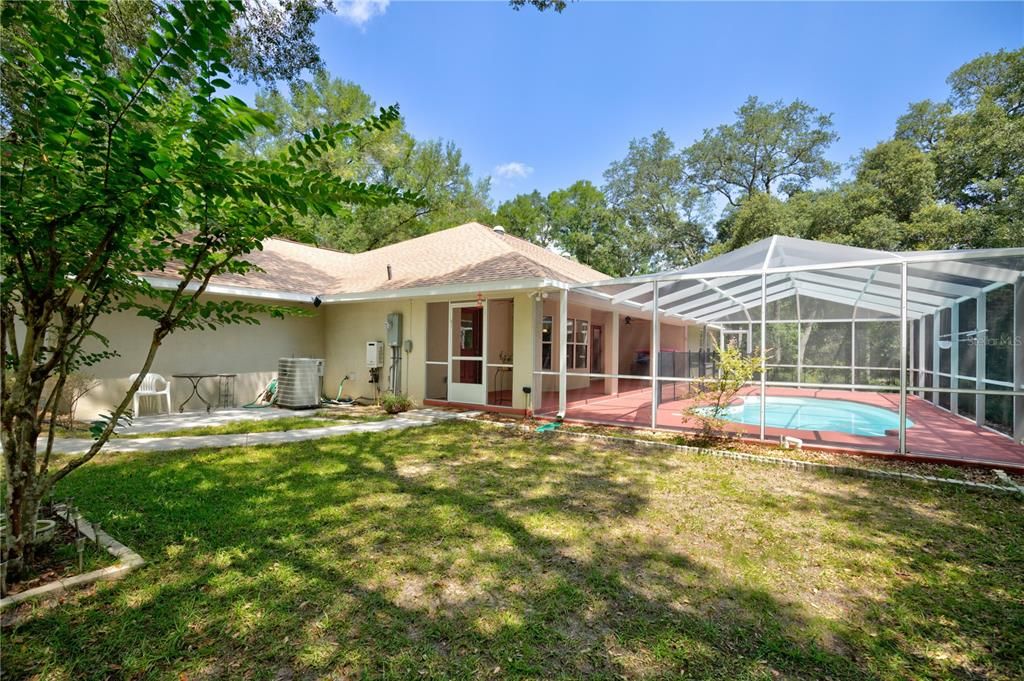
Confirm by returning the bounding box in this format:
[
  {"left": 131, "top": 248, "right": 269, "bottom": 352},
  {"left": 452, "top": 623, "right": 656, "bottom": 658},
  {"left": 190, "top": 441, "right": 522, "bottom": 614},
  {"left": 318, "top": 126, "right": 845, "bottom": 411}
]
[{"left": 698, "top": 396, "right": 912, "bottom": 437}]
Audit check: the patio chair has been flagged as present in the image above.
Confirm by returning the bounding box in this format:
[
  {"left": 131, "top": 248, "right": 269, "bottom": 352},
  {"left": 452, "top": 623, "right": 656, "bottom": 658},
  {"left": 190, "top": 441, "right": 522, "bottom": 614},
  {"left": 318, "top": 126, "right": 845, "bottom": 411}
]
[{"left": 129, "top": 373, "right": 172, "bottom": 415}]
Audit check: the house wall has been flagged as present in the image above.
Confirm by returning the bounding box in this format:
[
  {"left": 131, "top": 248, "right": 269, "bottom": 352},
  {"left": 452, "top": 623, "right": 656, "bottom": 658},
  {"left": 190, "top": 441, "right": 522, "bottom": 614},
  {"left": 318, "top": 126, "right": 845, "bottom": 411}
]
[
  {"left": 321, "top": 298, "right": 426, "bottom": 403},
  {"left": 321, "top": 291, "right": 536, "bottom": 411},
  {"left": 77, "top": 295, "right": 324, "bottom": 419}
]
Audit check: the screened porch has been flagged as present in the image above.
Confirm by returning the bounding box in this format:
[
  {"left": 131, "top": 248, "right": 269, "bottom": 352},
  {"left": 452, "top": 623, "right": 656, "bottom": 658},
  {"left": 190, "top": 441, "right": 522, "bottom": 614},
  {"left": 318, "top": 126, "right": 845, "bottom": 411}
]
[{"left": 534, "top": 236, "right": 1024, "bottom": 470}]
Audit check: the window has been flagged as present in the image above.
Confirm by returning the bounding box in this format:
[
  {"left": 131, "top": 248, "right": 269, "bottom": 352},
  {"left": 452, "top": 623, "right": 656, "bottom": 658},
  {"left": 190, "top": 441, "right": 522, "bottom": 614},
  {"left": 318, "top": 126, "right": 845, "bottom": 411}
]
[
  {"left": 541, "top": 316, "right": 553, "bottom": 370},
  {"left": 566, "top": 318, "right": 589, "bottom": 370}
]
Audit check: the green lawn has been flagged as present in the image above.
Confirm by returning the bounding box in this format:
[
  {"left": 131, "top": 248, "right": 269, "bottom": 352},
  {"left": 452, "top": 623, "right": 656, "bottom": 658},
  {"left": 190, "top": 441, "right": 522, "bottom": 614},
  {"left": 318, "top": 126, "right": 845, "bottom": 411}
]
[{"left": 5, "top": 421, "right": 1022, "bottom": 680}]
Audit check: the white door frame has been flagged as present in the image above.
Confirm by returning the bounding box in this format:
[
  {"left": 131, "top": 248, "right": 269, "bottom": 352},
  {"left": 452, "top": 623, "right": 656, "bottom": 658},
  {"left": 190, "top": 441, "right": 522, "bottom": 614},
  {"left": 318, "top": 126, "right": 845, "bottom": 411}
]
[{"left": 448, "top": 300, "right": 487, "bottom": 404}]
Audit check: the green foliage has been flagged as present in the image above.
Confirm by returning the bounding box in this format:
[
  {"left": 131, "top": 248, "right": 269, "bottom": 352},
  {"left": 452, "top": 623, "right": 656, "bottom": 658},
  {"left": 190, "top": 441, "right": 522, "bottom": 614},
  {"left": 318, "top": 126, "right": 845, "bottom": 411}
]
[
  {"left": 241, "top": 73, "right": 492, "bottom": 251},
  {"left": 495, "top": 190, "right": 555, "bottom": 247},
  {"left": 0, "top": 0, "right": 415, "bottom": 568},
  {"left": 604, "top": 130, "right": 711, "bottom": 271},
  {"left": 508, "top": 0, "right": 569, "bottom": 11},
  {"left": 684, "top": 96, "right": 839, "bottom": 206},
  {"left": 895, "top": 99, "right": 953, "bottom": 152},
  {"left": 495, "top": 181, "right": 635, "bottom": 277},
  {"left": 855, "top": 140, "right": 936, "bottom": 223},
  {"left": 689, "top": 341, "right": 766, "bottom": 441},
  {"left": 380, "top": 392, "right": 413, "bottom": 414}
]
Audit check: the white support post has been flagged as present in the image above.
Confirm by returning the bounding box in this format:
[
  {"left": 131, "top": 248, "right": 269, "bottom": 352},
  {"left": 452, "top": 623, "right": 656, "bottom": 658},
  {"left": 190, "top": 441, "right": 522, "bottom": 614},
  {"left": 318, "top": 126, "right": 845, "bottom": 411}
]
[
  {"left": 759, "top": 272, "right": 768, "bottom": 441},
  {"left": 951, "top": 301, "right": 960, "bottom": 415},
  {"left": 976, "top": 292, "right": 986, "bottom": 427},
  {"left": 921, "top": 315, "right": 929, "bottom": 395},
  {"left": 932, "top": 312, "right": 941, "bottom": 405},
  {"left": 610, "top": 311, "right": 620, "bottom": 397},
  {"left": 909, "top": 321, "right": 917, "bottom": 395},
  {"left": 531, "top": 293, "right": 544, "bottom": 412},
  {"left": 557, "top": 288, "right": 568, "bottom": 418},
  {"left": 850, "top": 320, "right": 857, "bottom": 387},
  {"left": 795, "top": 293, "right": 803, "bottom": 387},
  {"left": 1014, "top": 277, "right": 1023, "bottom": 443},
  {"left": 899, "top": 262, "right": 909, "bottom": 455},
  {"left": 650, "top": 281, "right": 660, "bottom": 429}
]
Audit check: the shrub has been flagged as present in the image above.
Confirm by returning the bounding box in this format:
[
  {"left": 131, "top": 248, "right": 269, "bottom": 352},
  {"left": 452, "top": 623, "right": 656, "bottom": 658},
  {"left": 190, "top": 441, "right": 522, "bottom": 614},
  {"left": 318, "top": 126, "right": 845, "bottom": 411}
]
[{"left": 380, "top": 392, "right": 413, "bottom": 414}]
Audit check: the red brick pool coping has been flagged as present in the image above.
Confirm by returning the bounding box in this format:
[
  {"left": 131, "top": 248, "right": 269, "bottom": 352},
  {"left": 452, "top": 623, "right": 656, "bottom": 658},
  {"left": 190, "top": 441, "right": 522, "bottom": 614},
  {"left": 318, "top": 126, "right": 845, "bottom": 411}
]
[{"left": 549, "top": 385, "right": 1024, "bottom": 473}]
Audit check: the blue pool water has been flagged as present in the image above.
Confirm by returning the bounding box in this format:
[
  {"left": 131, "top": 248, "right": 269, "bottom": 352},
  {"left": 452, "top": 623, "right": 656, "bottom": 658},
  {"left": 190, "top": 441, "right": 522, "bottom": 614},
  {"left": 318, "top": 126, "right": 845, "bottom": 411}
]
[{"left": 699, "top": 396, "right": 912, "bottom": 437}]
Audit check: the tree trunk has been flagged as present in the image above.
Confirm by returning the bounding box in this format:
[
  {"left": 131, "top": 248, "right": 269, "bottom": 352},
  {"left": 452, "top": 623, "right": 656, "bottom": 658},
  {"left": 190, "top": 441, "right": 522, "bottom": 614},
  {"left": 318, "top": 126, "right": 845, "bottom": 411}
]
[{"left": 2, "top": 383, "right": 47, "bottom": 578}]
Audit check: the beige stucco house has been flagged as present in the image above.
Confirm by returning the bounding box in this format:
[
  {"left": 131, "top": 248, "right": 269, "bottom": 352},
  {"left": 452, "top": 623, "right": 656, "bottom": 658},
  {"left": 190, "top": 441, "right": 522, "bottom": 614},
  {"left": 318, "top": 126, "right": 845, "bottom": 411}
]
[{"left": 81, "top": 222, "right": 700, "bottom": 419}]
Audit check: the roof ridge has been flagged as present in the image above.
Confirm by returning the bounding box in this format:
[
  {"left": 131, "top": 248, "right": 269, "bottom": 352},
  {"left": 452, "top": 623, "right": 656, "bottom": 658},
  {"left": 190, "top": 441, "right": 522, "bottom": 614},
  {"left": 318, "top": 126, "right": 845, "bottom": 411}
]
[{"left": 265, "top": 236, "right": 351, "bottom": 256}]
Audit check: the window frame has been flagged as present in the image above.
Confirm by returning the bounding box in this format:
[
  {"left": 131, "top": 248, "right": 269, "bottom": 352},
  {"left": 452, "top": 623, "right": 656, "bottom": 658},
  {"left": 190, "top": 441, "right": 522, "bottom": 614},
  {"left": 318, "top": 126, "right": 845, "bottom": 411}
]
[{"left": 565, "top": 318, "right": 589, "bottom": 371}]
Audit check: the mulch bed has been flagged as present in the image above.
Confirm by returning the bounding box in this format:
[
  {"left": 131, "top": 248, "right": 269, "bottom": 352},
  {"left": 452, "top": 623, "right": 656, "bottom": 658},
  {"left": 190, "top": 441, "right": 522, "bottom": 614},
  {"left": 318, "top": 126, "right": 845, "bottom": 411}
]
[{"left": 4, "top": 514, "right": 113, "bottom": 596}]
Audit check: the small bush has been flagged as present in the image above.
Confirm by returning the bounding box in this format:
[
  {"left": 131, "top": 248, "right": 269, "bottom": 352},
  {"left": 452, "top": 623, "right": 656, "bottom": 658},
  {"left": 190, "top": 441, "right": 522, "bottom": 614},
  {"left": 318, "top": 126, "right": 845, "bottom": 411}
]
[{"left": 380, "top": 392, "right": 413, "bottom": 414}]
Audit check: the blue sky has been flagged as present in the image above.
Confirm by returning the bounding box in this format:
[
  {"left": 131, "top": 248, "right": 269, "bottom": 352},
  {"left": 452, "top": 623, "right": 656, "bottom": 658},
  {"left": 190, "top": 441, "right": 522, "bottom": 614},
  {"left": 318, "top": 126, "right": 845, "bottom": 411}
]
[{"left": 235, "top": 1, "right": 1023, "bottom": 206}]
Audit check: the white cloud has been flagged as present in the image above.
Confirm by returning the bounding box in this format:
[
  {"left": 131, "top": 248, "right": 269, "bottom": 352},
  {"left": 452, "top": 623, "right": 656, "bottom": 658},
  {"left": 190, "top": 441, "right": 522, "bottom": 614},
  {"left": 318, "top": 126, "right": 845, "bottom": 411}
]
[
  {"left": 493, "top": 161, "right": 534, "bottom": 180},
  {"left": 334, "top": 0, "right": 389, "bottom": 28}
]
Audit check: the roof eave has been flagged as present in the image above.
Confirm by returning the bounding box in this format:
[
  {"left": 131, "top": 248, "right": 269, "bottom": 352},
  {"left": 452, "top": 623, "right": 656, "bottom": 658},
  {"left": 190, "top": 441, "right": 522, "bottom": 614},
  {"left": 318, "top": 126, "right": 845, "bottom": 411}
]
[
  {"left": 318, "top": 277, "right": 569, "bottom": 304},
  {"left": 143, "top": 276, "right": 317, "bottom": 304}
]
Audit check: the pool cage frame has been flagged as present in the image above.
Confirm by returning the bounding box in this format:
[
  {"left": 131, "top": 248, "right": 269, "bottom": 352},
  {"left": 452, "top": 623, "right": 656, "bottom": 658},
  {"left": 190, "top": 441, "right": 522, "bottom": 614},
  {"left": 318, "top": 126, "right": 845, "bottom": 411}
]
[{"left": 541, "top": 236, "right": 1024, "bottom": 454}]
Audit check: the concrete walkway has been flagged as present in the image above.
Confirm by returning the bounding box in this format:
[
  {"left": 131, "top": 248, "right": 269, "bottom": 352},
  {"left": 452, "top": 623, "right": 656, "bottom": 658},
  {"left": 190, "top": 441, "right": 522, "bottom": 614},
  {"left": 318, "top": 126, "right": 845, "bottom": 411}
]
[
  {"left": 117, "top": 407, "right": 321, "bottom": 436},
  {"left": 47, "top": 409, "right": 465, "bottom": 455}
]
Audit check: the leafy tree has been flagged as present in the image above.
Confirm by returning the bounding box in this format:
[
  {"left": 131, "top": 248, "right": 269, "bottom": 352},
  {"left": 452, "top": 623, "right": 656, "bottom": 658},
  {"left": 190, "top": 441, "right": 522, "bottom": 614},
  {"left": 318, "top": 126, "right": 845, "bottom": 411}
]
[
  {"left": 947, "top": 48, "right": 1024, "bottom": 116},
  {"left": 895, "top": 48, "right": 1024, "bottom": 248},
  {"left": 494, "top": 182, "right": 634, "bottom": 276},
  {"left": 244, "top": 73, "right": 491, "bottom": 250},
  {"left": 684, "top": 96, "right": 839, "bottom": 207},
  {"left": 603, "top": 130, "right": 711, "bottom": 270},
  {"left": 894, "top": 99, "right": 953, "bottom": 152},
  {"left": 97, "top": 0, "right": 330, "bottom": 83},
  {"left": 688, "top": 340, "right": 766, "bottom": 444},
  {"left": 547, "top": 181, "right": 633, "bottom": 277},
  {"left": 336, "top": 139, "right": 492, "bottom": 251},
  {"left": 0, "top": 0, "right": 412, "bottom": 572},
  {"left": 719, "top": 193, "right": 799, "bottom": 250},
  {"left": 495, "top": 191, "right": 555, "bottom": 247},
  {"left": 855, "top": 139, "right": 936, "bottom": 223}
]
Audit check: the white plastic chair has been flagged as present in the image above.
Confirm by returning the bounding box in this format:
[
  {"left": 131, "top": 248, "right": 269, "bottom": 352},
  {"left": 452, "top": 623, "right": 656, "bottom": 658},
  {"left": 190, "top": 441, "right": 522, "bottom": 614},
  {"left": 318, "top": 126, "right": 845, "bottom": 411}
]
[{"left": 129, "top": 373, "right": 172, "bottom": 415}]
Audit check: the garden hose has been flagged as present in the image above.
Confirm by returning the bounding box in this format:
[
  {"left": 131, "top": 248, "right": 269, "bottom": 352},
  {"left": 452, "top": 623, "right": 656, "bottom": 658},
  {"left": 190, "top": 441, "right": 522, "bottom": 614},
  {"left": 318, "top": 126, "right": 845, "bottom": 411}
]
[{"left": 243, "top": 378, "right": 278, "bottom": 409}]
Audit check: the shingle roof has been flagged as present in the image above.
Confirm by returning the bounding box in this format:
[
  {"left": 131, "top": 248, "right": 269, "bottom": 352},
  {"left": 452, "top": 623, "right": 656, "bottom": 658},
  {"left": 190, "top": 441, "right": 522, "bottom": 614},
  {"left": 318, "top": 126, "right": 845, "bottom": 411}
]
[
  {"left": 162, "top": 222, "right": 610, "bottom": 296},
  {"left": 328, "top": 222, "right": 609, "bottom": 293}
]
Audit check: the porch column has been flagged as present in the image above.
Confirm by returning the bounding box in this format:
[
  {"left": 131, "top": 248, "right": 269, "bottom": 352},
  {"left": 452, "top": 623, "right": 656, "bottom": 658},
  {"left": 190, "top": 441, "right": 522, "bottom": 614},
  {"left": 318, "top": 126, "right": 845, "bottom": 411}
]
[
  {"left": 850, "top": 320, "right": 856, "bottom": 387},
  {"left": 976, "top": 292, "right": 986, "bottom": 428},
  {"left": 921, "top": 315, "right": 929, "bottom": 395},
  {"left": 558, "top": 287, "right": 568, "bottom": 418},
  {"left": 951, "top": 301, "right": 960, "bottom": 415},
  {"left": 795, "top": 293, "right": 803, "bottom": 387},
  {"left": 898, "top": 262, "right": 908, "bottom": 455},
  {"left": 610, "top": 311, "right": 620, "bottom": 397},
  {"left": 1014, "top": 276, "right": 1023, "bottom": 442},
  {"left": 759, "top": 271, "right": 767, "bottom": 441},
  {"left": 650, "top": 280, "right": 660, "bottom": 429},
  {"left": 932, "top": 312, "right": 941, "bottom": 405},
  {"left": 532, "top": 293, "right": 544, "bottom": 415}
]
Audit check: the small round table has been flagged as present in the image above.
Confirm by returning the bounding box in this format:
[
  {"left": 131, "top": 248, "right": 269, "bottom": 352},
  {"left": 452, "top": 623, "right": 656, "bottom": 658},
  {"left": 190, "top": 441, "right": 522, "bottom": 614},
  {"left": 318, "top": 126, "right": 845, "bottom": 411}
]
[{"left": 172, "top": 374, "right": 219, "bottom": 413}]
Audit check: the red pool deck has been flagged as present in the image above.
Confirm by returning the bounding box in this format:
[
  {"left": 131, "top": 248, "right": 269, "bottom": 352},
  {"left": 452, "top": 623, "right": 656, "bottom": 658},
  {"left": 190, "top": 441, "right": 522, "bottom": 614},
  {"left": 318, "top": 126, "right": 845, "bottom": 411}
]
[{"left": 541, "top": 383, "right": 1024, "bottom": 472}]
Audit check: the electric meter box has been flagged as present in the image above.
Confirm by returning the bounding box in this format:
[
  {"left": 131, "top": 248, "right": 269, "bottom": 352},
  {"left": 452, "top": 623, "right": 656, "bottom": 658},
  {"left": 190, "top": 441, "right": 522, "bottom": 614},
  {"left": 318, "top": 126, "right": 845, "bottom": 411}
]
[
  {"left": 386, "top": 312, "right": 403, "bottom": 347},
  {"left": 366, "top": 341, "right": 385, "bottom": 368}
]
